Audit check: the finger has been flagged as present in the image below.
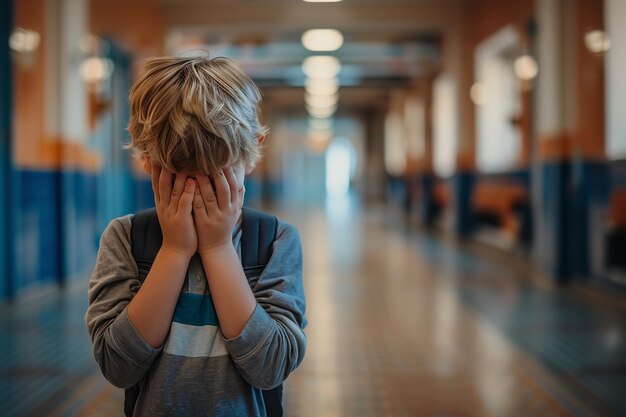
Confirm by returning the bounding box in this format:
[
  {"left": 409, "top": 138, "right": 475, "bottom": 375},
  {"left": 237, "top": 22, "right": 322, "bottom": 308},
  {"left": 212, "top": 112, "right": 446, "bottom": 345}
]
[
  {"left": 238, "top": 184, "right": 245, "bottom": 208},
  {"left": 151, "top": 162, "right": 161, "bottom": 204},
  {"left": 170, "top": 173, "right": 187, "bottom": 208},
  {"left": 213, "top": 170, "right": 231, "bottom": 210},
  {"left": 224, "top": 167, "right": 239, "bottom": 206},
  {"left": 178, "top": 178, "right": 195, "bottom": 213},
  {"left": 196, "top": 174, "right": 217, "bottom": 208},
  {"left": 192, "top": 180, "right": 207, "bottom": 218},
  {"left": 159, "top": 167, "right": 173, "bottom": 206}
]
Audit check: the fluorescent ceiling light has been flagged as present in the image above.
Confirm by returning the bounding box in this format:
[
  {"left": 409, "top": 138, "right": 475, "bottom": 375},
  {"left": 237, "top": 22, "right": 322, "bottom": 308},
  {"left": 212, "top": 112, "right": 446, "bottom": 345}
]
[
  {"left": 302, "top": 55, "right": 341, "bottom": 79},
  {"left": 305, "top": 77, "right": 339, "bottom": 96},
  {"left": 307, "top": 104, "right": 338, "bottom": 118},
  {"left": 305, "top": 93, "right": 339, "bottom": 109},
  {"left": 302, "top": 29, "right": 344, "bottom": 52}
]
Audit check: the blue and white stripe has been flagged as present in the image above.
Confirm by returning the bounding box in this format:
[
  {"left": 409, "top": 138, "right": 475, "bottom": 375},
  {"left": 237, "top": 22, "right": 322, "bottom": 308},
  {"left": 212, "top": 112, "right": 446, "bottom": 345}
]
[{"left": 164, "top": 292, "right": 228, "bottom": 358}]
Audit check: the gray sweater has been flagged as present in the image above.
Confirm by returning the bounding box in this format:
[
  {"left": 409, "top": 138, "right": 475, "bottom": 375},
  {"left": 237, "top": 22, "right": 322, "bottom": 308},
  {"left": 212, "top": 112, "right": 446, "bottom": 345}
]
[{"left": 85, "top": 214, "right": 307, "bottom": 416}]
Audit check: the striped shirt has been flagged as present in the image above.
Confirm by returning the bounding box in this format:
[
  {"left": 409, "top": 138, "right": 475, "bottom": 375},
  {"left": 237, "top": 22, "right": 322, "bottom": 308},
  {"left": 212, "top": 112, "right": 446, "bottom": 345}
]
[{"left": 85, "top": 214, "right": 307, "bottom": 416}]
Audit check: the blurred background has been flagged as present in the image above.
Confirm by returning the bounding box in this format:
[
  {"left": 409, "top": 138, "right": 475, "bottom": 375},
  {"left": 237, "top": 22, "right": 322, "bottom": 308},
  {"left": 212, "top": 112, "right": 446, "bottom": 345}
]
[{"left": 1, "top": 0, "right": 625, "bottom": 416}]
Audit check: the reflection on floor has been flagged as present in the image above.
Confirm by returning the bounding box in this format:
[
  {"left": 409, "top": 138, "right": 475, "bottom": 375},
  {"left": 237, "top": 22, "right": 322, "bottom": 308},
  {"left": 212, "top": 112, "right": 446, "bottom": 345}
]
[{"left": 1, "top": 199, "right": 625, "bottom": 417}]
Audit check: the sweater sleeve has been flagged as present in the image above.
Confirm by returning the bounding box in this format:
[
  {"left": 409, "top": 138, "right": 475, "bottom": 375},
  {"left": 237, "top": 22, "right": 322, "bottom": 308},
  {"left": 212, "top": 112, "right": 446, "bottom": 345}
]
[
  {"left": 85, "top": 216, "right": 162, "bottom": 389},
  {"left": 222, "top": 221, "right": 308, "bottom": 390}
]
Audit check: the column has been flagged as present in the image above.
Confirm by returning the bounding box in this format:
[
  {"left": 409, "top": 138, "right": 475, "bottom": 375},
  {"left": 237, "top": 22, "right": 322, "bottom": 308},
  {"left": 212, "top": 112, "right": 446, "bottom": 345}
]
[
  {"left": 0, "top": 0, "right": 15, "bottom": 299},
  {"left": 414, "top": 77, "right": 437, "bottom": 226},
  {"left": 534, "top": 0, "right": 607, "bottom": 282},
  {"left": 48, "top": 0, "right": 91, "bottom": 284},
  {"left": 446, "top": 15, "right": 475, "bottom": 238}
]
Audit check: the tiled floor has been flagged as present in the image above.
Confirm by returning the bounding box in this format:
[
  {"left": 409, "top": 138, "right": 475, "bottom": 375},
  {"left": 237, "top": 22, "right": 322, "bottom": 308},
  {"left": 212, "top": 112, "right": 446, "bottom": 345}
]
[{"left": 1, "top": 199, "right": 625, "bottom": 416}]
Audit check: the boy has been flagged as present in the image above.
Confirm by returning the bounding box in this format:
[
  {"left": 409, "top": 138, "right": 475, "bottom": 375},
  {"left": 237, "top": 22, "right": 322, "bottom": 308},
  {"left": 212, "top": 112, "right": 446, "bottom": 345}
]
[{"left": 85, "top": 56, "right": 307, "bottom": 416}]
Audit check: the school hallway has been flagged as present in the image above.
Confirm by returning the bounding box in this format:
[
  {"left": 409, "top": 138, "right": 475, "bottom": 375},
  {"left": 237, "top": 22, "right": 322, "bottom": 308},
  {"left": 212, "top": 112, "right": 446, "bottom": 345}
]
[
  {"left": 3, "top": 1, "right": 626, "bottom": 414},
  {"left": 1, "top": 198, "right": 625, "bottom": 417}
]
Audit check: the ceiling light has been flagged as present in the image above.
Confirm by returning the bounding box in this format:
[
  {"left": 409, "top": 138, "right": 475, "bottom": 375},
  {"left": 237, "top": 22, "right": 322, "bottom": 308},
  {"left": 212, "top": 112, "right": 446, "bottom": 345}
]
[
  {"left": 305, "top": 93, "right": 339, "bottom": 109},
  {"left": 302, "top": 29, "right": 344, "bottom": 52},
  {"left": 302, "top": 56, "right": 341, "bottom": 79},
  {"left": 307, "top": 104, "right": 337, "bottom": 118},
  {"left": 9, "top": 28, "right": 40, "bottom": 53},
  {"left": 302, "top": 0, "right": 342, "bottom": 2},
  {"left": 305, "top": 78, "right": 339, "bottom": 96},
  {"left": 585, "top": 30, "right": 611, "bottom": 54},
  {"left": 514, "top": 55, "right": 538, "bottom": 81}
]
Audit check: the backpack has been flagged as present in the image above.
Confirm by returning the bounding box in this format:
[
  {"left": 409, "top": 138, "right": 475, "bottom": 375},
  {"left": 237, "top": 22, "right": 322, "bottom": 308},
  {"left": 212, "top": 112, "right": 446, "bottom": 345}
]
[{"left": 125, "top": 206, "right": 283, "bottom": 417}]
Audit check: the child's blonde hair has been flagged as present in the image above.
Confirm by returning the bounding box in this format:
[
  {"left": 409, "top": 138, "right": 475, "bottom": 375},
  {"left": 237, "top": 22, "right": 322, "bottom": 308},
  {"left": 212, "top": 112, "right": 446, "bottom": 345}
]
[{"left": 127, "top": 56, "right": 267, "bottom": 174}]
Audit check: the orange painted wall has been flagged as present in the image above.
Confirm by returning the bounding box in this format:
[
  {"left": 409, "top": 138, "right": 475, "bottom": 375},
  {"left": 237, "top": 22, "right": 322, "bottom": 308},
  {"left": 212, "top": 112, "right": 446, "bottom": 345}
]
[
  {"left": 89, "top": 0, "right": 165, "bottom": 65},
  {"left": 466, "top": 1, "right": 535, "bottom": 46},
  {"left": 14, "top": 0, "right": 103, "bottom": 171},
  {"left": 13, "top": 0, "right": 47, "bottom": 168},
  {"left": 535, "top": 0, "right": 605, "bottom": 161},
  {"left": 574, "top": 0, "right": 605, "bottom": 160}
]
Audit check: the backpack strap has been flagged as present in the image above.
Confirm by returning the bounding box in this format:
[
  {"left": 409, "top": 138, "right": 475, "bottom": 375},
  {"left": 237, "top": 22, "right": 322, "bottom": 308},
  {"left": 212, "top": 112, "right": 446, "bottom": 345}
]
[
  {"left": 125, "top": 208, "right": 162, "bottom": 417},
  {"left": 241, "top": 206, "right": 278, "bottom": 269},
  {"left": 240, "top": 207, "right": 282, "bottom": 417},
  {"left": 131, "top": 207, "right": 161, "bottom": 281}
]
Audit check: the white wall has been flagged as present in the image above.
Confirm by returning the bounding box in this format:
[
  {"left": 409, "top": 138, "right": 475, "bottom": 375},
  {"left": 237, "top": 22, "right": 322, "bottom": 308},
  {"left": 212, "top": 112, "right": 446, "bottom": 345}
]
[
  {"left": 433, "top": 74, "right": 457, "bottom": 177},
  {"left": 384, "top": 110, "right": 406, "bottom": 176},
  {"left": 45, "top": 0, "right": 89, "bottom": 144},
  {"left": 475, "top": 26, "right": 522, "bottom": 173},
  {"left": 606, "top": 0, "right": 626, "bottom": 160},
  {"left": 404, "top": 95, "right": 425, "bottom": 160}
]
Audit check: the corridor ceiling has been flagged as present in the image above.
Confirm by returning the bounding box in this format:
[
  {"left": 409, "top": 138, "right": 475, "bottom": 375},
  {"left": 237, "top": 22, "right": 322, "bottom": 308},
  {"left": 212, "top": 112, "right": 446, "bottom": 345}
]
[{"left": 153, "top": 0, "right": 465, "bottom": 109}]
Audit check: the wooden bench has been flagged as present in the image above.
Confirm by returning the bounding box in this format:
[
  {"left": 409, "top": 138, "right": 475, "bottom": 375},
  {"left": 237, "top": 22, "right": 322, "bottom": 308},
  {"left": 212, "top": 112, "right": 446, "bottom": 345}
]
[{"left": 471, "top": 181, "right": 528, "bottom": 237}]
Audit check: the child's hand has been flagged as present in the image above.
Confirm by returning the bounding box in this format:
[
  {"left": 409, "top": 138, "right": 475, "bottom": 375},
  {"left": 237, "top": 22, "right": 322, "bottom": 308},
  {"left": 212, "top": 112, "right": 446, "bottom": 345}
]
[
  {"left": 192, "top": 167, "right": 243, "bottom": 256},
  {"left": 150, "top": 162, "right": 198, "bottom": 258}
]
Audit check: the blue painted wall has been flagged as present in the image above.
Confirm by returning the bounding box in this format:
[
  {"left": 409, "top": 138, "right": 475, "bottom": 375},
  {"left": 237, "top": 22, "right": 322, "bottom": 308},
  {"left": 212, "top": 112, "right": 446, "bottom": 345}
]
[
  {"left": 417, "top": 175, "right": 437, "bottom": 226},
  {"left": 540, "top": 162, "right": 572, "bottom": 282},
  {"left": 61, "top": 170, "right": 99, "bottom": 283},
  {"left": 0, "top": 0, "right": 14, "bottom": 299},
  {"left": 134, "top": 178, "right": 154, "bottom": 211},
  {"left": 453, "top": 172, "right": 475, "bottom": 237},
  {"left": 10, "top": 166, "right": 152, "bottom": 297},
  {"left": 10, "top": 169, "right": 101, "bottom": 295},
  {"left": 538, "top": 159, "right": 617, "bottom": 284},
  {"left": 14, "top": 170, "right": 61, "bottom": 289},
  {"left": 571, "top": 161, "right": 610, "bottom": 278}
]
